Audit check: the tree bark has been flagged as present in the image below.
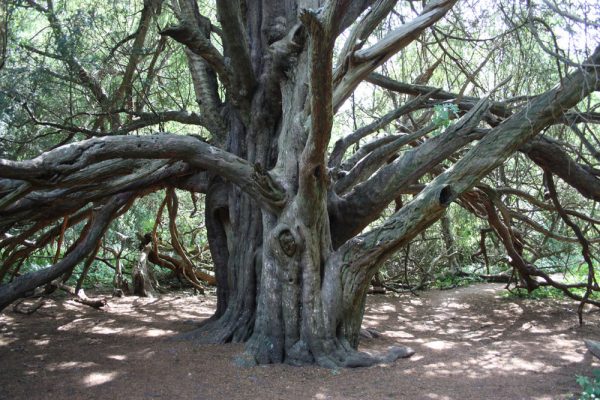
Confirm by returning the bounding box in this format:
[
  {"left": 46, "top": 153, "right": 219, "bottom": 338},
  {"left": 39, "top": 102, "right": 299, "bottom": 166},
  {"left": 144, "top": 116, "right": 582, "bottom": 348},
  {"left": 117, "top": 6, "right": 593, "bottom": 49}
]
[
  {"left": 132, "top": 243, "right": 156, "bottom": 297},
  {"left": 440, "top": 213, "right": 460, "bottom": 275}
]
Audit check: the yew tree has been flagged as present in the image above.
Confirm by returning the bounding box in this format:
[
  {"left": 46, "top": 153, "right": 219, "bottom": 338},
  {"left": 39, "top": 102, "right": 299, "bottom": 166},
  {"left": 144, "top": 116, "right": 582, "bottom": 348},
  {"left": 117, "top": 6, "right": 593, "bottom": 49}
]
[{"left": 1, "top": 0, "right": 599, "bottom": 367}]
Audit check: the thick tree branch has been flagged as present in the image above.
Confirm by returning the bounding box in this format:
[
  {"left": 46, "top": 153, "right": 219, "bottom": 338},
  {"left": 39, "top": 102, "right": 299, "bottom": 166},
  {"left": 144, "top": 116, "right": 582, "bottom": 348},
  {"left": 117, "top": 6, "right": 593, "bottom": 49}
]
[
  {"left": 521, "top": 136, "right": 600, "bottom": 202},
  {"left": 333, "top": 46, "right": 600, "bottom": 279},
  {"left": 334, "top": 44, "right": 600, "bottom": 278},
  {"left": 215, "top": 0, "right": 256, "bottom": 99},
  {"left": 0, "top": 161, "right": 190, "bottom": 229},
  {"left": 334, "top": 123, "right": 436, "bottom": 194},
  {"left": 0, "top": 134, "right": 286, "bottom": 212},
  {"left": 338, "top": 134, "right": 404, "bottom": 172},
  {"left": 298, "top": 5, "right": 341, "bottom": 194},
  {"left": 329, "top": 91, "right": 434, "bottom": 168},
  {"left": 185, "top": 49, "right": 227, "bottom": 141},
  {"left": 171, "top": 171, "right": 210, "bottom": 194},
  {"left": 338, "top": 0, "right": 380, "bottom": 34},
  {"left": 332, "top": 44, "right": 600, "bottom": 245},
  {"left": 336, "top": 0, "right": 397, "bottom": 69},
  {"left": 113, "top": 0, "right": 157, "bottom": 108},
  {"left": 330, "top": 96, "right": 489, "bottom": 245},
  {"left": 160, "top": 24, "right": 231, "bottom": 92},
  {"left": 333, "top": 0, "right": 457, "bottom": 111},
  {"left": 0, "top": 167, "right": 207, "bottom": 253}
]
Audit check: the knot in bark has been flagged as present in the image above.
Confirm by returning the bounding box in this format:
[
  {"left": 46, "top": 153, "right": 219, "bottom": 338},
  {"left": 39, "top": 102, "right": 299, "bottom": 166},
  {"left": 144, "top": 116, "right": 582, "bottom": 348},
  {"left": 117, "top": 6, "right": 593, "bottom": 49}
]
[{"left": 278, "top": 229, "right": 297, "bottom": 257}]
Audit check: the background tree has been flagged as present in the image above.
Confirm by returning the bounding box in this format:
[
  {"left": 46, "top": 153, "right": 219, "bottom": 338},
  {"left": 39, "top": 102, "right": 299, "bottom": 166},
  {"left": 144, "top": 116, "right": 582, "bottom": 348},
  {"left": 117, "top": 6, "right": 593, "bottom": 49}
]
[{"left": 0, "top": 0, "right": 599, "bottom": 367}]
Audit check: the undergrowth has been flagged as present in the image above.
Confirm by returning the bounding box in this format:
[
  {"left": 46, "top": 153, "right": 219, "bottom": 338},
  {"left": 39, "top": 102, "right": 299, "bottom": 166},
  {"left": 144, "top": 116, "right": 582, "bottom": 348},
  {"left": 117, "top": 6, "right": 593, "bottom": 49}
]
[{"left": 576, "top": 370, "right": 600, "bottom": 400}]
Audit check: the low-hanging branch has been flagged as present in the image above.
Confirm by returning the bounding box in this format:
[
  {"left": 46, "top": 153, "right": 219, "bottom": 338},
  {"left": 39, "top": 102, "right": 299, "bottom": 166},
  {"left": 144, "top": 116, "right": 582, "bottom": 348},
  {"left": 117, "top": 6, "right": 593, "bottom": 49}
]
[
  {"left": 544, "top": 169, "right": 599, "bottom": 323},
  {"left": 0, "top": 161, "right": 192, "bottom": 229},
  {"left": 0, "top": 135, "right": 286, "bottom": 213},
  {"left": 0, "top": 193, "right": 131, "bottom": 310},
  {"left": 0, "top": 207, "right": 93, "bottom": 282},
  {"left": 497, "top": 187, "right": 600, "bottom": 225},
  {"left": 335, "top": 44, "right": 600, "bottom": 281}
]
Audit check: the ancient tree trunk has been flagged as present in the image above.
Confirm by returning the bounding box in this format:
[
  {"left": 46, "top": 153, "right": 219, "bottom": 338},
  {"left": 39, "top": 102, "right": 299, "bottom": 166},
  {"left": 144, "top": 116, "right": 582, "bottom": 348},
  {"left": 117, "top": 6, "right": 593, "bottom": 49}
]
[{"left": 174, "top": 1, "right": 600, "bottom": 368}]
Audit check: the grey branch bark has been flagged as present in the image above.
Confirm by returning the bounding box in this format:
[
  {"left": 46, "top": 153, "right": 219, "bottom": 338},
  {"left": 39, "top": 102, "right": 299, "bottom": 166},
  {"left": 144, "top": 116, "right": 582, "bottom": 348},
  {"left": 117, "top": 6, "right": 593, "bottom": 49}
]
[
  {"left": 329, "top": 92, "right": 434, "bottom": 168},
  {"left": 521, "top": 136, "right": 600, "bottom": 202},
  {"left": 330, "top": 96, "right": 489, "bottom": 245},
  {"left": 332, "top": 0, "right": 457, "bottom": 111},
  {"left": 0, "top": 194, "right": 129, "bottom": 311},
  {"left": 335, "top": 44, "right": 600, "bottom": 273},
  {"left": 0, "top": 135, "right": 286, "bottom": 213},
  {"left": 216, "top": 0, "right": 256, "bottom": 100}
]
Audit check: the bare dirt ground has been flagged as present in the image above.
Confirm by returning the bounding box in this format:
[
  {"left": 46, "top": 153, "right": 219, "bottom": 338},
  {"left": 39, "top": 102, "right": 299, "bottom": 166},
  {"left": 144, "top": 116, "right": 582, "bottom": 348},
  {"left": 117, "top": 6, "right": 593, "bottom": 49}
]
[{"left": 1, "top": 283, "right": 599, "bottom": 400}]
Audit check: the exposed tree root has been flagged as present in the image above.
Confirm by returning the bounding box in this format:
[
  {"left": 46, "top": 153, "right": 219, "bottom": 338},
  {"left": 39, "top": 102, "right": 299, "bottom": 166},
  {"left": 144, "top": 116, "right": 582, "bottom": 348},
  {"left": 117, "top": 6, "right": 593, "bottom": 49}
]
[
  {"left": 360, "top": 327, "right": 382, "bottom": 339},
  {"left": 12, "top": 297, "right": 45, "bottom": 315},
  {"left": 585, "top": 339, "right": 600, "bottom": 360},
  {"left": 11, "top": 281, "right": 107, "bottom": 314},
  {"left": 43, "top": 280, "right": 108, "bottom": 309},
  {"left": 368, "top": 286, "right": 387, "bottom": 294},
  {"left": 172, "top": 309, "right": 254, "bottom": 344},
  {"left": 236, "top": 334, "right": 414, "bottom": 368}
]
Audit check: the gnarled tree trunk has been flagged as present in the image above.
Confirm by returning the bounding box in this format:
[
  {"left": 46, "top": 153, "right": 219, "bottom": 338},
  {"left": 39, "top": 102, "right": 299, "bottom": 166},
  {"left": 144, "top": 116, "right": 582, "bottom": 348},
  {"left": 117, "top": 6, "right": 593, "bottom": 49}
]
[{"left": 163, "top": 0, "right": 600, "bottom": 367}]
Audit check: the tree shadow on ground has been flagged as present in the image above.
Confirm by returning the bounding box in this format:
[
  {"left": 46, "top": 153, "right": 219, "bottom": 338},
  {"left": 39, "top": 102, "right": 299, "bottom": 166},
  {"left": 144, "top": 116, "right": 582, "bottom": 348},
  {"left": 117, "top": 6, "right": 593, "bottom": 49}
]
[{"left": 0, "top": 284, "right": 598, "bottom": 400}]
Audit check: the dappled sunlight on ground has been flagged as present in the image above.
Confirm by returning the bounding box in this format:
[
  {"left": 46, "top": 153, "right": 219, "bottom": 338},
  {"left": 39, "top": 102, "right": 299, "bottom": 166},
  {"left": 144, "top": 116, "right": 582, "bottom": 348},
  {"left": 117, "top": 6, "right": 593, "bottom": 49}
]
[
  {"left": 422, "top": 340, "right": 456, "bottom": 350},
  {"left": 83, "top": 371, "right": 119, "bottom": 387},
  {"left": 357, "top": 284, "right": 600, "bottom": 399},
  {"left": 0, "top": 284, "right": 598, "bottom": 400}
]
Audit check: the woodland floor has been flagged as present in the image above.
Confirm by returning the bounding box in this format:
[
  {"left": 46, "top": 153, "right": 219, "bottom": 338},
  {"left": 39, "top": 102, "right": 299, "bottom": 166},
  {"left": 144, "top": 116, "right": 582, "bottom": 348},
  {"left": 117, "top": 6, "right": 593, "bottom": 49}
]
[{"left": 1, "top": 283, "right": 599, "bottom": 400}]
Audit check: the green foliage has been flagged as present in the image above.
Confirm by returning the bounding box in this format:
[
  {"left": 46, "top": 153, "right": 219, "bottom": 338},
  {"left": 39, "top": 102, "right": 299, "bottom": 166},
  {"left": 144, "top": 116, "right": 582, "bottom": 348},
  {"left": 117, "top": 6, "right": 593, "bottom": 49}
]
[
  {"left": 576, "top": 370, "right": 600, "bottom": 400},
  {"left": 432, "top": 103, "right": 459, "bottom": 130},
  {"left": 65, "top": 263, "right": 115, "bottom": 289},
  {"left": 503, "top": 286, "right": 565, "bottom": 300},
  {"left": 502, "top": 282, "right": 600, "bottom": 301},
  {"left": 432, "top": 272, "right": 483, "bottom": 289}
]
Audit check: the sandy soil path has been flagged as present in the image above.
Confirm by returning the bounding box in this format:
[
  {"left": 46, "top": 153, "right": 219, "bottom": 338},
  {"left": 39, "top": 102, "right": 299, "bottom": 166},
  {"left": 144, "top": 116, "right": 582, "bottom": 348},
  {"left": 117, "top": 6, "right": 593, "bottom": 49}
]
[{"left": 1, "top": 283, "right": 598, "bottom": 400}]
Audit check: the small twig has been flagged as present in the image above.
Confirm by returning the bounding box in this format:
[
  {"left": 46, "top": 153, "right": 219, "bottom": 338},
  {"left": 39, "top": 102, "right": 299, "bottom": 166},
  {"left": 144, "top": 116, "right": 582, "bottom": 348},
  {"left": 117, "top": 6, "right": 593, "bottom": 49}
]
[{"left": 52, "top": 216, "right": 69, "bottom": 264}]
